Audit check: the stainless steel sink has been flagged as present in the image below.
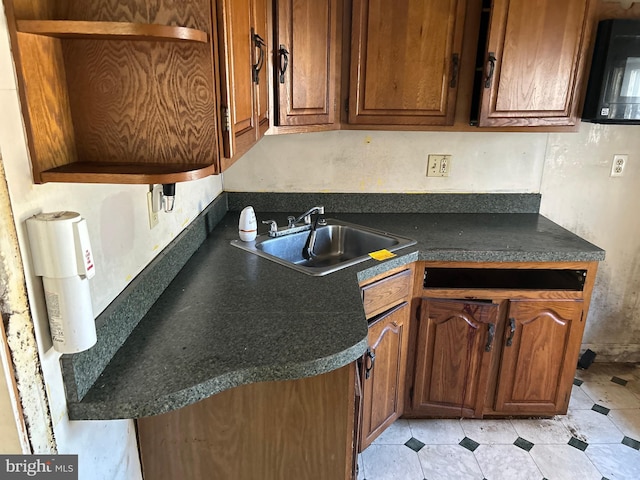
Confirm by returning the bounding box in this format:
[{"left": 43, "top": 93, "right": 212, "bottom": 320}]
[{"left": 231, "top": 219, "right": 416, "bottom": 276}]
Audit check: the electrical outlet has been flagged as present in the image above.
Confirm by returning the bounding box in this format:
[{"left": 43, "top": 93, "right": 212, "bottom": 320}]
[
  {"left": 427, "top": 155, "right": 451, "bottom": 177},
  {"left": 147, "top": 191, "right": 159, "bottom": 229},
  {"left": 610, "top": 154, "right": 627, "bottom": 177}
]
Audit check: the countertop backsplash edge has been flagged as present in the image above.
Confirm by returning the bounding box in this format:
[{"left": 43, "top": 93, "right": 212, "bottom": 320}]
[{"left": 226, "top": 192, "right": 541, "bottom": 214}]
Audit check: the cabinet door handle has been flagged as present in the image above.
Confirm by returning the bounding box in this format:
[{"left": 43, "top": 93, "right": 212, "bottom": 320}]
[
  {"left": 252, "top": 29, "right": 266, "bottom": 84},
  {"left": 449, "top": 53, "right": 460, "bottom": 88},
  {"left": 484, "top": 52, "right": 497, "bottom": 89},
  {"left": 485, "top": 323, "right": 495, "bottom": 352},
  {"left": 364, "top": 348, "right": 376, "bottom": 379},
  {"left": 278, "top": 44, "right": 289, "bottom": 84},
  {"left": 506, "top": 317, "right": 516, "bottom": 347}
]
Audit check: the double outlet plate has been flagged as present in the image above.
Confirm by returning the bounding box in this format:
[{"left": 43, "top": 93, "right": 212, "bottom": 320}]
[
  {"left": 611, "top": 154, "right": 627, "bottom": 177},
  {"left": 427, "top": 155, "right": 451, "bottom": 177}
]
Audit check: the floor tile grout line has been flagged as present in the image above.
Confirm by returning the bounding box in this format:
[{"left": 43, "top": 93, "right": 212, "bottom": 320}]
[
  {"left": 523, "top": 449, "right": 545, "bottom": 479},
  {"left": 578, "top": 383, "right": 599, "bottom": 405},
  {"left": 407, "top": 419, "right": 428, "bottom": 480},
  {"left": 582, "top": 444, "right": 607, "bottom": 480},
  {"left": 471, "top": 449, "right": 488, "bottom": 480}
]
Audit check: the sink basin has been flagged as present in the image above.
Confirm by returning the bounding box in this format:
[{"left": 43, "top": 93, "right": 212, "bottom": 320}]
[{"left": 231, "top": 219, "right": 416, "bottom": 276}]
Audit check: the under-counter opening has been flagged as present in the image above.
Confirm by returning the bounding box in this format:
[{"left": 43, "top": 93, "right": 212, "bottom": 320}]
[{"left": 423, "top": 268, "right": 587, "bottom": 291}]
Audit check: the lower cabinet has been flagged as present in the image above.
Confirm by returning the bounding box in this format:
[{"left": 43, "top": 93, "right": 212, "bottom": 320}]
[
  {"left": 493, "top": 299, "right": 584, "bottom": 415},
  {"left": 359, "top": 302, "right": 410, "bottom": 450},
  {"left": 137, "top": 364, "right": 356, "bottom": 480},
  {"left": 410, "top": 299, "right": 498, "bottom": 418},
  {"left": 408, "top": 296, "right": 585, "bottom": 418}
]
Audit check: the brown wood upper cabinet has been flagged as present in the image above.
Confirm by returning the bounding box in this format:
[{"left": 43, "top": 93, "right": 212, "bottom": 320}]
[
  {"left": 348, "top": 0, "right": 467, "bottom": 126},
  {"left": 477, "top": 0, "right": 593, "bottom": 127},
  {"left": 217, "top": 0, "right": 270, "bottom": 167},
  {"left": 274, "top": 0, "right": 342, "bottom": 127}
]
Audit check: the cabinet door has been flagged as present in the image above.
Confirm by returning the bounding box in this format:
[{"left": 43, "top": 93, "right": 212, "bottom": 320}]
[
  {"left": 411, "top": 298, "right": 498, "bottom": 418},
  {"left": 494, "top": 299, "right": 584, "bottom": 415},
  {"left": 349, "top": 0, "right": 466, "bottom": 125},
  {"left": 217, "top": 0, "right": 269, "bottom": 166},
  {"left": 478, "top": 0, "right": 592, "bottom": 127},
  {"left": 360, "top": 303, "right": 410, "bottom": 451},
  {"left": 275, "top": 0, "right": 341, "bottom": 126}
]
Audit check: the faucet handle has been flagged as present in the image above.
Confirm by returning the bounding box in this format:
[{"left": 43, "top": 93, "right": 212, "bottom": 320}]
[{"left": 262, "top": 219, "right": 278, "bottom": 234}]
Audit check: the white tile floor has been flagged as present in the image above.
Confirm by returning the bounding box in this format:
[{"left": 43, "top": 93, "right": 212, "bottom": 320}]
[{"left": 358, "top": 363, "right": 640, "bottom": 480}]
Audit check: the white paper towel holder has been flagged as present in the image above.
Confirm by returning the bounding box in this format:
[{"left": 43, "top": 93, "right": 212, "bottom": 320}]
[{"left": 26, "top": 211, "right": 97, "bottom": 354}]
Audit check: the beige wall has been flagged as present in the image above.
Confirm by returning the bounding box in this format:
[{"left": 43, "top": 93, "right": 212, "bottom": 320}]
[
  {"left": 223, "top": 130, "right": 548, "bottom": 193},
  {"left": 541, "top": 124, "right": 640, "bottom": 361},
  {"left": 225, "top": 124, "right": 640, "bottom": 362}
]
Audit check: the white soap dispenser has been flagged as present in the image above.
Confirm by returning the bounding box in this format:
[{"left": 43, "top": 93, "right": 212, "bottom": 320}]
[{"left": 238, "top": 206, "right": 257, "bottom": 241}]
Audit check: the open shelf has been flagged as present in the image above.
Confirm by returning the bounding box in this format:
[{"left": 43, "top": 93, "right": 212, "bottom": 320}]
[
  {"left": 39, "top": 162, "right": 219, "bottom": 184},
  {"left": 5, "top": 0, "right": 220, "bottom": 185},
  {"left": 16, "top": 20, "right": 208, "bottom": 43}
]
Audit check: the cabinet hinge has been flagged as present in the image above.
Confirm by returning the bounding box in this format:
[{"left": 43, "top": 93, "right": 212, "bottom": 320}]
[
  {"left": 221, "top": 106, "right": 230, "bottom": 132},
  {"left": 409, "top": 386, "right": 414, "bottom": 403},
  {"left": 345, "top": 98, "right": 349, "bottom": 114}
]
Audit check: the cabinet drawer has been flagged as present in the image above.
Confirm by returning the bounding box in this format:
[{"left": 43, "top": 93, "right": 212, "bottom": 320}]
[{"left": 361, "top": 269, "right": 411, "bottom": 319}]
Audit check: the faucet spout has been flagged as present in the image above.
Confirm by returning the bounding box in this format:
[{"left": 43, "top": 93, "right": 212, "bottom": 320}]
[
  {"left": 298, "top": 206, "right": 324, "bottom": 260},
  {"left": 302, "top": 215, "right": 320, "bottom": 260},
  {"left": 289, "top": 206, "right": 325, "bottom": 227}
]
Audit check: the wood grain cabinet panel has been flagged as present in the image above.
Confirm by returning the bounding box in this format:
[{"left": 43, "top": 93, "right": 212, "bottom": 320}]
[
  {"left": 4, "top": 0, "right": 221, "bottom": 184},
  {"left": 493, "top": 299, "right": 584, "bottom": 414},
  {"left": 349, "top": 0, "right": 467, "bottom": 125},
  {"left": 361, "top": 268, "right": 411, "bottom": 319},
  {"left": 410, "top": 298, "right": 498, "bottom": 418},
  {"left": 360, "top": 302, "right": 410, "bottom": 450},
  {"left": 274, "top": 0, "right": 342, "bottom": 127},
  {"left": 217, "top": 0, "right": 269, "bottom": 168},
  {"left": 478, "top": 0, "right": 593, "bottom": 127},
  {"left": 138, "top": 364, "right": 356, "bottom": 480}
]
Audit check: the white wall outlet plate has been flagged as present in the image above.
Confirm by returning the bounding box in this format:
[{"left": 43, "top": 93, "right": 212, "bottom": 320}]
[
  {"left": 611, "top": 154, "right": 627, "bottom": 177},
  {"left": 427, "top": 155, "right": 451, "bottom": 177}
]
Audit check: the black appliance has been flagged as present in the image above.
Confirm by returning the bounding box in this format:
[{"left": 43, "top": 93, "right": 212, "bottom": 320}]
[{"left": 583, "top": 19, "right": 640, "bottom": 124}]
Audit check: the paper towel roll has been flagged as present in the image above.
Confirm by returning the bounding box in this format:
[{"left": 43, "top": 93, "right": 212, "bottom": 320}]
[{"left": 42, "top": 276, "right": 96, "bottom": 353}]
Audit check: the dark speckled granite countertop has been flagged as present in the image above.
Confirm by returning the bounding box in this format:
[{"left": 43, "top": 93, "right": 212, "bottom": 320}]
[{"left": 63, "top": 194, "right": 605, "bottom": 420}]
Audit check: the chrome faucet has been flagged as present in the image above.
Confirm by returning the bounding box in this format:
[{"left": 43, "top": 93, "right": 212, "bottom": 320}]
[
  {"left": 262, "top": 206, "right": 326, "bottom": 238},
  {"left": 288, "top": 206, "right": 325, "bottom": 228}
]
